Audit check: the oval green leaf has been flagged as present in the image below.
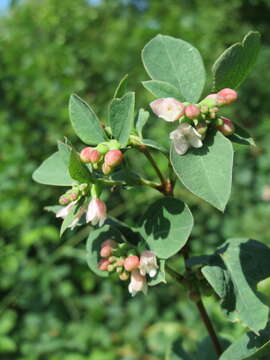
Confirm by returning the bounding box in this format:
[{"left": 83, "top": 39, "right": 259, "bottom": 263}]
[
  {"left": 170, "top": 131, "right": 233, "bottom": 212},
  {"left": 140, "top": 198, "right": 193, "bottom": 259},
  {"left": 142, "top": 80, "right": 182, "bottom": 100},
  {"left": 142, "top": 34, "right": 206, "bottom": 103}
]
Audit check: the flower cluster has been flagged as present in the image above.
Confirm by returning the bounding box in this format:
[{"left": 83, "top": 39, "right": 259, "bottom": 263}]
[
  {"left": 80, "top": 139, "right": 124, "bottom": 175},
  {"left": 150, "top": 88, "right": 237, "bottom": 155},
  {"left": 98, "top": 240, "right": 159, "bottom": 297}
]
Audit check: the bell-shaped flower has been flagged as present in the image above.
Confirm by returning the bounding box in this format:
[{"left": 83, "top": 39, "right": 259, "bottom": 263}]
[
  {"left": 56, "top": 201, "right": 76, "bottom": 219},
  {"left": 128, "top": 269, "right": 147, "bottom": 297},
  {"left": 139, "top": 251, "right": 158, "bottom": 278},
  {"left": 170, "top": 123, "right": 203, "bottom": 155},
  {"left": 150, "top": 97, "right": 185, "bottom": 122},
  {"left": 56, "top": 201, "right": 86, "bottom": 230},
  {"left": 86, "top": 198, "right": 107, "bottom": 227}
]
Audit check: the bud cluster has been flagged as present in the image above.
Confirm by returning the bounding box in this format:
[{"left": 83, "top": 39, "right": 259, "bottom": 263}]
[
  {"left": 98, "top": 240, "right": 158, "bottom": 296},
  {"left": 58, "top": 183, "right": 88, "bottom": 205},
  {"left": 80, "top": 139, "right": 124, "bottom": 175},
  {"left": 150, "top": 88, "right": 238, "bottom": 155}
]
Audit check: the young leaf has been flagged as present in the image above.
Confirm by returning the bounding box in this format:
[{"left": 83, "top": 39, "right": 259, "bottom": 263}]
[
  {"left": 228, "top": 123, "right": 256, "bottom": 147},
  {"left": 170, "top": 130, "right": 233, "bottom": 212},
  {"left": 109, "top": 92, "right": 135, "bottom": 147},
  {"left": 136, "top": 108, "right": 149, "bottom": 138},
  {"left": 142, "top": 34, "right": 206, "bottom": 103},
  {"left": 213, "top": 31, "right": 261, "bottom": 91},
  {"left": 141, "top": 138, "right": 168, "bottom": 155},
  {"left": 142, "top": 80, "right": 182, "bottom": 100},
  {"left": 202, "top": 238, "right": 270, "bottom": 334},
  {"left": 57, "top": 140, "right": 71, "bottom": 165},
  {"left": 140, "top": 198, "right": 193, "bottom": 259},
  {"left": 69, "top": 148, "right": 93, "bottom": 183},
  {"left": 69, "top": 94, "right": 106, "bottom": 145},
  {"left": 220, "top": 322, "right": 270, "bottom": 360},
  {"left": 86, "top": 225, "right": 123, "bottom": 278},
  {"left": 113, "top": 74, "right": 128, "bottom": 99},
  {"left": 33, "top": 151, "right": 75, "bottom": 186}
]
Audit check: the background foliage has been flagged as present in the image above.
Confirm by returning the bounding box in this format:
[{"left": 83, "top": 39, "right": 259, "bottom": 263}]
[{"left": 1, "top": 0, "right": 270, "bottom": 358}]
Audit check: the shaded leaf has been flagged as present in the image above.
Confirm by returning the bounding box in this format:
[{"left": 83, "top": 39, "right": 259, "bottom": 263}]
[
  {"left": 142, "top": 138, "right": 168, "bottom": 154},
  {"left": 142, "top": 34, "right": 205, "bottom": 102},
  {"left": 228, "top": 123, "right": 256, "bottom": 146},
  {"left": 69, "top": 94, "right": 106, "bottom": 145},
  {"left": 140, "top": 198, "right": 193, "bottom": 259},
  {"left": 170, "top": 130, "right": 233, "bottom": 211},
  {"left": 109, "top": 92, "right": 135, "bottom": 147},
  {"left": 213, "top": 31, "right": 261, "bottom": 91}
]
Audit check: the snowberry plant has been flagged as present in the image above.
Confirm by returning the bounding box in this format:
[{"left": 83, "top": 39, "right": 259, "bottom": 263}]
[{"left": 33, "top": 32, "right": 270, "bottom": 359}]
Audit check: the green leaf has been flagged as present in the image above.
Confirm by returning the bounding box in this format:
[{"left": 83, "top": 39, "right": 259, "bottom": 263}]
[
  {"left": 113, "top": 74, "right": 128, "bottom": 99},
  {"left": 213, "top": 31, "right": 261, "bottom": 91},
  {"left": 142, "top": 34, "right": 206, "bottom": 102},
  {"left": 32, "top": 151, "right": 75, "bottom": 186},
  {"left": 202, "top": 238, "right": 270, "bottom": 333},
  {"left": 170, "top": 130, "right": 233, "bottom": 211},
  {"left": 69, "top": 93, "right": 106, "bottom": 145},
  {"left": 228, "top": 123, "right": 256, "bottom": 147},
  {"left": 109, "top": 92, "right": 135, "bottom": 147},
  {"left": 142, "top": 80, "right": 181, "bottom": 100},
  {"left": 136, "top": 108, "right": 149, "bottom": 138},
  {"left": 148, "top": 260, "right": 166, "bottom": 287},
  {"left": 86, "top": 225, "right": 123, "bottom": 277},
  {"left": 140, "top": 198, "right": 193, "bottom": 259},
  {"left": 44, "top": 205, "right": 62, "bottom": 214},
  {"left": 220, "top": 322, "right": 270, "bottom": 360},
  {"left": 57, "top": 140, "right": 72, "bottom": 165},
  {"left": 141, "top": 138, "right": 168, "bottom": 155},
  {"left": 68, "top": 148, "right": 93, "bottom": 183}
]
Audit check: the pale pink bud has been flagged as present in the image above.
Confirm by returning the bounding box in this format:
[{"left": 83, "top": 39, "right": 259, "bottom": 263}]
[
  {"left": 100, "top": 245, "right": 113, "bottom": 258},
  {"left": 59, "top": 195, "right": 70, "bottom": 205},
  {"left": 184, "top": 104, "right": 200, "bottom": 119},
  {"left": 201, "top": 94, "right": 219, "bottom": 107},
  {"left": 124, "top": 255, "right": 140, "bottom": 272},
  {"left": 104, "top": 150, "right": 124, "bottom": 168},
  {"left": 102, "top": 162, "right": 112, "bottom": 175},
  {"left": 101, "top": 239, "right": 117, "bottom": 248},
  {"left": 150, "top": 98, "right": 185, "bottom": 122},
  {"left": 262, "top": 185, "right": 270, "bottom": 201},
  {"left": 217, "top": 116, "right": 235, "bottom": 136},
  {"left": 80, "top": 147, "right": 101, "bottom": 163},
  {"left": 128, "top": 269, "right": 147, "bottom": 297},
  {"left": 139, "top": 251, "right": 158, "bottom": 278},
  {"left": 86, "top": 198, "right": 107, "bottom": 227},
  {"left": 217, "top": 88, "right": 238, "bottom": 105},
  {"left": 98, "top": 259, "right": 110, "bottom": 271},
  {"left": 69, "top": 192, "right": 79, "bottom": 201}
]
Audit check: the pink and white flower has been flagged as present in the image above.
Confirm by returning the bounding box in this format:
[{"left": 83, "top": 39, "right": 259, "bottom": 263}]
[
  {"left": 139, "top": 251, "right": 158, "bottom": 278},
  {"left": 150, "top": 98, "right": 185, "bottom": 122},
  {"left": 170, "top": 123, "right": 203, "bottom": 155},
  {"left": 128, "top": 269, "right": 147, "bottom": 297},
  {"left": 56, "top": 201, "right": 86, "bottom": 230},
  {"left": 86, "top": 198, "right": 107, "bottom": 226}
]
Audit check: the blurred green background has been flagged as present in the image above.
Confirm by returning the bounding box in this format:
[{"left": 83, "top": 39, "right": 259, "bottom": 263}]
[{"left": 1, "top": 0, "right": 270, "bottom": 359}]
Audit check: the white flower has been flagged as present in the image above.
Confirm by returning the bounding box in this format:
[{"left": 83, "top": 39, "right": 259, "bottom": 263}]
[
  {"left": 170, "top": 123, "right": 203, "bottom": 155},
  {"left": 139, "top": 251, "right": 158, "bottom": 278},
  {"left": 86, "top": 198, "right": 107, "bottom": 227},
  {"left": 150, "top": 98, "right": 185, "bottom": 122},
  {"left": 128, "top": 270, "right": 147, "bottom": 297},
  {"left": 56, "top": 201, "right": 76, "bottom": 219},
  {"left": 69, "top": 205, "right": 87, "bottom": 230}
]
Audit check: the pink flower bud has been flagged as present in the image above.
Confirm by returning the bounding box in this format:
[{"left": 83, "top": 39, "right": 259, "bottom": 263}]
[
  {"left": 100, "top": 245, "right": 113, "bottom": 258},
  {"left": 217, "top": 116, "right": 235, "bottom": 136},
  {"left": 69, "top": 192, "right": 79, "bottom": 201},
  {"left": 124, "top": 255, "right": 140, "bottom": 272},
  {"left": 59, "top": 195, "right": 70, "bottom": 205},
  {"left": 104, "top": 150, "right": 124, "bottom": 168},
  {"left": 101, "top": 239, "right": 117, "bottom": 248},
  {"left": 80, "top": 147, "right": 101, "bottom": 163},
  {"left": 128, "top": 270, "right": 147, "bottom": 296},
  {"left": 86, "top": 198, "right": 107, "bottom": 227},
  {"left": 217, "top": 88, "right": 238, "bottom": 105},
  {"left": 102, "top": 162, "right": 112, "bottom": 175},
  {"left": 184, "top": 105, "right": 200, "bottom": 119},
  {"left": 150, "top": 98, "right": 185, "bottom": 122},
  {"left": 200, "top": 94, "right": 219, "bottom": 107},
  {"left": 98, "top": 259, "right": 110, "bottom": 271}
]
